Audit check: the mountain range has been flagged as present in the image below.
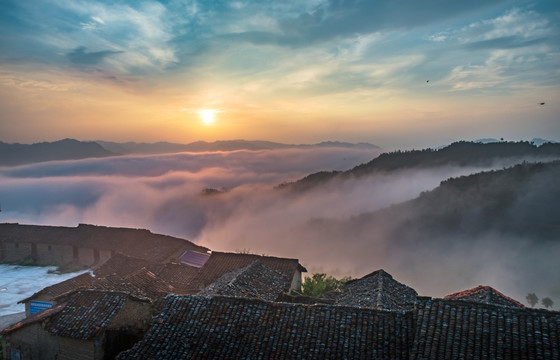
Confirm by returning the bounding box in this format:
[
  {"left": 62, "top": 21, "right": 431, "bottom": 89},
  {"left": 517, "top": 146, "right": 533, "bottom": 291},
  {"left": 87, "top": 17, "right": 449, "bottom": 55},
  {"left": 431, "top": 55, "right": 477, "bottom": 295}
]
[
  {"left": 0, "top": 139, "right": 114, "bottom": 166},
  {"left": 279, "top": 140, "right": 560, "bottom": 192},
  {"left": 0, "top": 139, "right": 380, "bottom": 166}
]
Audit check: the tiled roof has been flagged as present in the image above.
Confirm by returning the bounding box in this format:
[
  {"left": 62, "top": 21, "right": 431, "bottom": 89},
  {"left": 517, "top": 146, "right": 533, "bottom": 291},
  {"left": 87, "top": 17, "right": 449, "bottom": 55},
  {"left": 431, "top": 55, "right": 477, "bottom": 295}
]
[
  {"left": 335, "top": 269, "right": 418, "bottom": 310},
  {"left": 117, "top": 295, "right": 414, "bottom": 360},
  {"left": 94, "top": 254, "right": 199, "bottom": 294},
  {"left": 189, "top": 252, "right": 306, "bottom": 292},
  {"left": 18, "top": 272, "right": 96, "bottom": 303},
  {"left": 410, "top": 297, "right": 560, "bottom": 359},
  {"left": 153, "top": 262, "right": 200, "bottom": 294},
  {"left": 444, "top": 285, "right": 525, "bottom": 308},
  {"left": 121, "top": 267, "right": 175, "bottom": 299},
  {"left": 198, "top": 260, "right": 290, "bottom": 301},
  {"left": 93, "top": 253, "right": 160, "bottom": 278},
  {"left": 0, "top": 304, "right": 64, "bottom": 335},
  {"left": 45, "top": 290, "right": 148, "bottom": 340}
]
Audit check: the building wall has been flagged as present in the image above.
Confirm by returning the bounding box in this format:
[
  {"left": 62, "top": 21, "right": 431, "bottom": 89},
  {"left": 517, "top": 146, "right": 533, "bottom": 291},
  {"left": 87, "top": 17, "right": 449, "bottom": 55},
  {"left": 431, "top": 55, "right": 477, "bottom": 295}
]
[
  {"left": 2, "top": 242, "right": 33, "bottom": 262},
  {"left": 77, "top": 247, "right": 95, "bottom": 266},
  {"left": 57, "top": 338, "right": 98, "bottom": 360},
  {"left": 1, "top": 240, "right": 112, "bottom": 267},
  {"left": 290, "top": 270, "right": 303, "bottom": 292},
  {"left": 2, "top": 323, "right": 59, "bottom": 360},
  {"left": 35, "top": 244, "right": 74, "bottom": 265},
  {"left": 109, "top": 300, "right": 152, "bottom": 330},
  {"left": 98, "top": 249, "right": 112, "bottom": 265}
]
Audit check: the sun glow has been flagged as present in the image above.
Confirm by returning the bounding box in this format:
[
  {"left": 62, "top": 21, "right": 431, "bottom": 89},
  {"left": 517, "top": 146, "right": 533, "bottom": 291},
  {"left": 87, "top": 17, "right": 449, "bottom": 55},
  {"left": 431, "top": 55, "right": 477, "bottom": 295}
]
[{"left": 199, "top": 109, "right": 217, "bottom": 125}]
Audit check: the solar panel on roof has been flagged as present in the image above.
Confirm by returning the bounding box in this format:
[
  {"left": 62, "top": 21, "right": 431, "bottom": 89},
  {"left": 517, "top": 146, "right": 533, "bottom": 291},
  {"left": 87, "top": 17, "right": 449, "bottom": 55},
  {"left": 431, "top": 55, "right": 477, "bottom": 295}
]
[{"left": 179, "top": 250, "right": 210, "bottom": 268}]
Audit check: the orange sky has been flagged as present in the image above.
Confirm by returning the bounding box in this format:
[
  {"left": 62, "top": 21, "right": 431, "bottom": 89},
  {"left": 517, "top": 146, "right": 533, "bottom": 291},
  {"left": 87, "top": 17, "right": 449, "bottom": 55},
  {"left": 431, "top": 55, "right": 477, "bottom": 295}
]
[{"left": 1, "top": 1, "right": 559, "bottom": 149}]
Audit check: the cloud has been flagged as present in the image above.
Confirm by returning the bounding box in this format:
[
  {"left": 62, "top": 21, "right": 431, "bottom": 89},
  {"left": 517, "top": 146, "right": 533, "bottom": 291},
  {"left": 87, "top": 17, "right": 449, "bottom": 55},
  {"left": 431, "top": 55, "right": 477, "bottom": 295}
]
[{"left": 67, "top": 46, "right": 122, "bottom": 65}]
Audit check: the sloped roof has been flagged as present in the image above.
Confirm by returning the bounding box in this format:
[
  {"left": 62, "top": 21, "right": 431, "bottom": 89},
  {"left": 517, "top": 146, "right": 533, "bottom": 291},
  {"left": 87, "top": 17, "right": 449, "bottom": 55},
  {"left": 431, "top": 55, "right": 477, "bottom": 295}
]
[
  {"left": 18, "top": 272, "right": 96, "bottom": 303},
  {"left": 154, "top": 262, "right": 199, "bottom": 294},
  {"left": 93, "top": 253, "right": 161, "bottom": 278},
  {"left": 410, "top": 297, "right": 560, "bottom": 359},
  {"left": 45, "top": 290, "right": 148, "bottom": 340},
  {"left": 1, "top": 304, "right": 64, "bottom": 335},
  {"left": 120, "top": 267, "right": 175, "bottom": 299},
  {"left": 444, "top": 285, "right": 525, "bottom": 308},
  {"left": 117, "top": 295, "right": 414, "bottom": 360},
  {"left": 188, "top": 252, "right": 306, "bottom": 292},
  {"left": 335, "top": 269, "right": 418, "bottom": 310},
  {"left": 198, "top": 260, "right": 290, "bottom": 301}
]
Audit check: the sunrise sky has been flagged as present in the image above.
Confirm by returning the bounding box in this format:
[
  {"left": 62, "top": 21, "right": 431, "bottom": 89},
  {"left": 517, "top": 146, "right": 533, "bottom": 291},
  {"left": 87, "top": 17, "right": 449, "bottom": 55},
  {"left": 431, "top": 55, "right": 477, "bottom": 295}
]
[{"left": 1, "top": 0, "right": 559, "bottom": 149}]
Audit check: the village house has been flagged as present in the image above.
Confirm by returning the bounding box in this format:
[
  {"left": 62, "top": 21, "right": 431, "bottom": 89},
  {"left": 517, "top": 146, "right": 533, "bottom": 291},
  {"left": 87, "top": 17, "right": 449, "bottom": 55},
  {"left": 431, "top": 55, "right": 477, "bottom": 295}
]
[
  {"left": 2, "top": 290, "right": 152, "bottom": 360},
  {"left": 0, "top": 223, "right": 209, "bottom": 267},
  {"left": 198, "top": 260, "right": 290, "bottom": 301},
  {"left": 334, "top": 269, "right": 418, "bottom": 310},
  {"left": 3, "top": 265, "right": 560, "bottom": 359}
]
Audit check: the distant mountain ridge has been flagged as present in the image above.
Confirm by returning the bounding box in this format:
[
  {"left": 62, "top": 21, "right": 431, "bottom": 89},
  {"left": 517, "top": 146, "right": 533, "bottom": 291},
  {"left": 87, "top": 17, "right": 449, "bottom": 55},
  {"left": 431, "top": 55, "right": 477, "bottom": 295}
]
[
  {"left": 96, "top": 139, "right": 380, "bottom": 155},
  {"left": 0, "top": 139, "right": 380, "bottom": 167},
  {"left": 0, "top": 138, "right": 115, "bottom": 166},
  {"left": 281, "top": 141, "right": 560, "bottom": 192}
]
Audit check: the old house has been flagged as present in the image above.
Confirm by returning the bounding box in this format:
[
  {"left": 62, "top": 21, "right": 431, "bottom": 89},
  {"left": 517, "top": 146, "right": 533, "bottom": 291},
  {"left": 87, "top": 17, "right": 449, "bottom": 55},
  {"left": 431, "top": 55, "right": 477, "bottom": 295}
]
[
  {"left": 410, "top": 297, "right": 559, "bottom": 359},
  {"left": 18, "top": 272, "right": 96, "bottom": 316},
  {"left": 198, "top": 260, "right": 290, "bottom": 301},
  {"left": 335, "top": 269, "right": 418, "bottom": 310},
  {"left": 188, "top": 251, "right": 307, "bottom": 293},
  {"left": 117, "top": 294, "right": 414, "bottom": 360},
  {"left": 116, "top": 292, "right": 560, "bottom": 360},
  {"left": 2, "top": 290, "right": 152, "bottom": 360},
  {"left": 0, "top": 223, "right": 209, "bottom": 267},
  {"left": 444, "top": 285, "right": 526, "bottom": 308}
]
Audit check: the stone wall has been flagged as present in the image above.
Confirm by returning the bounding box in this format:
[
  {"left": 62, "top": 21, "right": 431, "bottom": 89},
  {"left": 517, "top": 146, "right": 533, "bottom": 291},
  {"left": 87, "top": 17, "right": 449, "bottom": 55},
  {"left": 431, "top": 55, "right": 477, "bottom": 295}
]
[
  {"left": 2, "top": 322, "right": 59, "bottom": 360},
  {"left": 57, "top": 338, "right": 97, "bottom": 360},
  {"left": 0, "top": 240, "right": 110, "bottom": 267}
]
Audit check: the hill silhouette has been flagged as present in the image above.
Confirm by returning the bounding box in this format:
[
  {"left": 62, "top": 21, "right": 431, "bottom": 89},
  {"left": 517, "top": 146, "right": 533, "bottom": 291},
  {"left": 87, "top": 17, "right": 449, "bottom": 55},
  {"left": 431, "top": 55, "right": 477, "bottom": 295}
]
[
  {"left": 280, "top": 141, "right": 560, "bottom": 192},
  {"left": 0, "top": 139, "right": 115, "bottom": 166},
  {"left": 97, "top": 140, "right": 380, "bottom": 155}
]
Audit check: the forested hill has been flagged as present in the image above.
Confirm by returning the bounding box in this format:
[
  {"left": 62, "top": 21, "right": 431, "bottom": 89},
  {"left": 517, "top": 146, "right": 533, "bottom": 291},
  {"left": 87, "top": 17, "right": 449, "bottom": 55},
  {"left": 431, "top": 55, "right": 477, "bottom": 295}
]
[
  {"left": 281, "top": 141, "right": 560, "bottom": 192},
  {"left": 301, "top": 160, "right": 560, "bottom": 246},
  {"left": 0, "top": 139, "right": 115, "bottom": 166}
]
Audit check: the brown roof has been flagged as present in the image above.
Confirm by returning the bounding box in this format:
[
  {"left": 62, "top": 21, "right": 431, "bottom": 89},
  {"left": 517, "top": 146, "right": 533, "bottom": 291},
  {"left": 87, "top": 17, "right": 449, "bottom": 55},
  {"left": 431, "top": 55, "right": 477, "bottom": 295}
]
[
  {"left": 0, "top": 304, "right": 64, "bottom": 335},
  {"left": 335, "top": 269, "right": 418, "bottom": 310},
  {"left": 444, "top": 285, "right": 525, "bottom": 308},
  {"left": 188, "top": 252, "right": 306, "bottom": 292},
  {"left": 4, "top": 290, "right": 149, "bottom": 339},
  {"left": 93, "top": 253, "right": 159, "bottom": 278},
  {"left": 18, "top": 272, "right": 96, "bottom": 303},
  {"left": 198, "top": 260, "right": 290, "bottom": 301},
  {"left": 410, "top": 297, "right": 560, "bottom": 359},
  {"left": 45, "top": 290, "right": 148, "bottom": 340},
  {"left": 117, "top": 295, "right": 414, "bottom": 360},
  {"left": 154, "top": 262, "right": 201, "bottom": 294}
]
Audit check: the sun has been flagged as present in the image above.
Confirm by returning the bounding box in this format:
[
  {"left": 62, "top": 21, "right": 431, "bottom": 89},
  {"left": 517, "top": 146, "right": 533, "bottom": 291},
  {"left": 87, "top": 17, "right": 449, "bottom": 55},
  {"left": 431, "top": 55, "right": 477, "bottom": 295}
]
[{"left": 199, "top": 109, "right": 217, "bottom": 125}]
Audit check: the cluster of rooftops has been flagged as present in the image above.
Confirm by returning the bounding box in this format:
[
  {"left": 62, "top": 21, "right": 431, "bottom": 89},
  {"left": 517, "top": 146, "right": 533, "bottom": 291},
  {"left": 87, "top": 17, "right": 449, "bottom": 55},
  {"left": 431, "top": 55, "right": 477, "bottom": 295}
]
[{"left": 2, "top": 247, "right": 559, "bottom": 360}]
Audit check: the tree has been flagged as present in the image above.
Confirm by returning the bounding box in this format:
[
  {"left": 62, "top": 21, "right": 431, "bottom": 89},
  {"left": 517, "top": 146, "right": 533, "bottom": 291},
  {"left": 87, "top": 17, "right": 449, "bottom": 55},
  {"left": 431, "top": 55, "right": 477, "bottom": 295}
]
[
  {"left": 526, "top": 293, "right": 539, "bottom": 307},
  {"left": 301, "top": 273, "right": 351, "bottom": 298},
  {"left": 542, "top": 297, "right": 554, "bottom": 309}
]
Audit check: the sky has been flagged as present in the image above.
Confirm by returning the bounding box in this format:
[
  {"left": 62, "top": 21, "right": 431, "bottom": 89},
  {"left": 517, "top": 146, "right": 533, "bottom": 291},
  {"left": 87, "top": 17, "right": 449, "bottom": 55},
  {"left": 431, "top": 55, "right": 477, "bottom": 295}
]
[{"left": 0, "top": 0, "right": 559, "bottom": 149}]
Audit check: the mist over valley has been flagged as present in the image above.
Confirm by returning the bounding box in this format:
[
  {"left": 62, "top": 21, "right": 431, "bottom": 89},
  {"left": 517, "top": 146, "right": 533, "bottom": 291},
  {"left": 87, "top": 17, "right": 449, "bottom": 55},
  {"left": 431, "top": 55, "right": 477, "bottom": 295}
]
[{"left": 1, "top": 139, "right": 559, "bottom": 306}]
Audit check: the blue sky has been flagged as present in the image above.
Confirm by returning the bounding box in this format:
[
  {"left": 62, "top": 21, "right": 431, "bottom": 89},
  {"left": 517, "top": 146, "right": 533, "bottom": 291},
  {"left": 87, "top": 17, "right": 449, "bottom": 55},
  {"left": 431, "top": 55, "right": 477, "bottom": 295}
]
[{"left": 1, "top": 0, "right": 559, "bottom": 149}]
